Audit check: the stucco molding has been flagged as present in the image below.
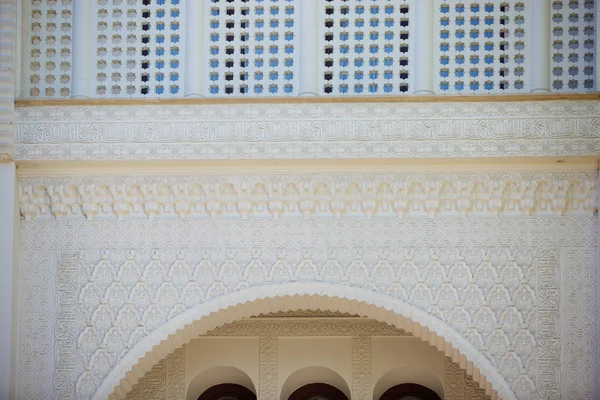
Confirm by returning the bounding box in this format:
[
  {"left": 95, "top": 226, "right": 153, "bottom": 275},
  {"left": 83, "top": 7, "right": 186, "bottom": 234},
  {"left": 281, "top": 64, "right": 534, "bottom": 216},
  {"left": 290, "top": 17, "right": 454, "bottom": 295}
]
[
  {"left": 19, "top": 172, "right": 597, "bottom": 221},
  {"left": 14, "top": 100, "right": 600, "bottom": 160}
]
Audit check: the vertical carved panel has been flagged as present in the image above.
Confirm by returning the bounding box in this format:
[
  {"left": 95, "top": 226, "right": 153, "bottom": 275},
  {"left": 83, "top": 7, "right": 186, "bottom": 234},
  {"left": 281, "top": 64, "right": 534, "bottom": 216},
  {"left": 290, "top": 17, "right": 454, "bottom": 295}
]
[
  {"left": 537, "top": 249, "right": 560, "bottom": 400},
  {"left": 352, "top": 335, "right": 371, "bottom": 400},
  {"left": 17, "top": 251, "right": 55, "bottom": 399},
  {"left": 166, "top": 347, "right": 186, "bottom": 400},
  {"left": 561, "top": 248, "right": 598, "bottom": 399},
  {"left": 55, "top": 252, "right": 79, "bottom": 400},
  {"left": 259, "top": 336, "right": 278, "bottom": 400}
]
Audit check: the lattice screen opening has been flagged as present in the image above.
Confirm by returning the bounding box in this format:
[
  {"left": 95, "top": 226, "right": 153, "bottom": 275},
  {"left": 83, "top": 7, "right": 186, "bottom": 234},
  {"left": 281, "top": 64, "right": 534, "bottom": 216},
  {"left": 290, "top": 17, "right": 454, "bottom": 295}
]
[
  {"left": 551, "top": 0, "right": 596, "bottom": 91},
  {"left": 320, "top": 0, "right": 413, "bottom": 95},
  {"left": 24, "top": 0, "right": 73, "bottom": 98},
  {"left": 93, "top": 0, "right": 185, "bottom": 98},
  {"left": 207, "top": 0, "right": 298, "bottom": 96},
  {"left": 434, "top": 0, "right": 528, "bottom": 94}
]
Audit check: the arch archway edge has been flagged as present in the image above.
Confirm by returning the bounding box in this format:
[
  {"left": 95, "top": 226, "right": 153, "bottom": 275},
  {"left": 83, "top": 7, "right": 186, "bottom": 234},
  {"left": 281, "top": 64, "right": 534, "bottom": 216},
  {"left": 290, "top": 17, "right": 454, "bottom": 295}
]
[{"left": 96, "top": 283, "right": 514, "bottom": 400}]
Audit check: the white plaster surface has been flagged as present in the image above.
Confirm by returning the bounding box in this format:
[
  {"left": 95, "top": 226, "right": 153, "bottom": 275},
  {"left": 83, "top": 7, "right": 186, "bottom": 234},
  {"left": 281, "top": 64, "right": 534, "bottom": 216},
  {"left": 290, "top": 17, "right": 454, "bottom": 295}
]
[
  {"left": 0, "top": 163, "right": 16, "bottom": 399},
  {"left": 185, "top": 337, "right": 259, "bottom": 400}
]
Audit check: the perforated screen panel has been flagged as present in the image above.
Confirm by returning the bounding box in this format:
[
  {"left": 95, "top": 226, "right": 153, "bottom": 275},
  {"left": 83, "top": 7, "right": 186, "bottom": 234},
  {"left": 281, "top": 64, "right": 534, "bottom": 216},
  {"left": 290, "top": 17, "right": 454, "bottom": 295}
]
[
  {"left": 551, "top": 0, "right": 596, "bottom": 91},
  {"left": 207, "top": 0, "right": 298, "bottom": 96},
  {"left": 435, "top": 0, "right": 528, "bottom": 93},
  {"left": 93, "top": 0, "right": 185, "bottom": 98},
  {"left": 23, "top": 0, "right": 73, "bottom": 98},
  {"left": 320, "top": 0, "right": 413, "bottom": 95}
]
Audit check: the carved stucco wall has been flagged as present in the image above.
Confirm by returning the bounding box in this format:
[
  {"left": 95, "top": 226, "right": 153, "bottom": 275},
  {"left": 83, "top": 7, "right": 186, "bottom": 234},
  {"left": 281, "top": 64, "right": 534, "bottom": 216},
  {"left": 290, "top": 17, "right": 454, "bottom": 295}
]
[
  {"left": 16, "top": 171, "right": 598, "bottom": 400},
  {"left": 122, "top": 319, "right": 489, "bottom": 400}
]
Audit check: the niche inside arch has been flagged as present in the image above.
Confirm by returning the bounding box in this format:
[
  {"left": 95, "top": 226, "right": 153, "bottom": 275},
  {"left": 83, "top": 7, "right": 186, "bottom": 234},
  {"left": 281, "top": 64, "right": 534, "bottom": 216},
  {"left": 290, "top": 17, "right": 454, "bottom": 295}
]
[
  {"left": 280, "top": 366, "right": 351, "bottom": 400},
  {"left": 187, "top": 366, "right": 256, "bottom": 400},
  {"left": 372, "top": 366, "right": 443, "bottom": 400}
]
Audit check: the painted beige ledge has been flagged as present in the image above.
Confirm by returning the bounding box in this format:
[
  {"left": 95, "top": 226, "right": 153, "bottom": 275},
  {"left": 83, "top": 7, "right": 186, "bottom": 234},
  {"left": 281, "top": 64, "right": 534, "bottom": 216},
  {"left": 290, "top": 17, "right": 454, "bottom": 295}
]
[{"left": 13, "top": 99, "right": 600, "bottom": 161}]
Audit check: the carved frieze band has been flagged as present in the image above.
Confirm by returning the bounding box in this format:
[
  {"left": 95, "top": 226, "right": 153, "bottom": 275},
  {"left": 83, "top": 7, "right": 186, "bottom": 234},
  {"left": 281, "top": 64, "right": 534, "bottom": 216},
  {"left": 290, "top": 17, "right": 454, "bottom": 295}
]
[
  {"left": 207, "top": 318, "right": 407, "bottom": 337},
  {"left": 14, "top": 101, "right": 600, "bottom": 160},
  {"left": 19, "top": 172, "right": 597, "bottom": 221}
]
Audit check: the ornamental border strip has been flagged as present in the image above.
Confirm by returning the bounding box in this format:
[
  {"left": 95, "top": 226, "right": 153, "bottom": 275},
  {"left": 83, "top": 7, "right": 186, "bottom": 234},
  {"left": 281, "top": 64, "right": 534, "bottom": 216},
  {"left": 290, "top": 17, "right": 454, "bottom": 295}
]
[{"left": 13, "top": 101, "right": 600, "bottom": 161}]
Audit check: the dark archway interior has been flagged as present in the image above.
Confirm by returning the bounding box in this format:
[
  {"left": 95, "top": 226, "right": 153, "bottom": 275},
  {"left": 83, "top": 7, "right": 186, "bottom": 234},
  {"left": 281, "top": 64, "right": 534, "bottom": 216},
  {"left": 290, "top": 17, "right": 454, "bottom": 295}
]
[
  {"left": 379, "top": 383, "right": 442, "bottom": 400},
  {"left": 288, "top": 383, "right": 349, "bottom": 400},
  {"left": 197, "top": 383, "right": 257, "bottom": 400}
]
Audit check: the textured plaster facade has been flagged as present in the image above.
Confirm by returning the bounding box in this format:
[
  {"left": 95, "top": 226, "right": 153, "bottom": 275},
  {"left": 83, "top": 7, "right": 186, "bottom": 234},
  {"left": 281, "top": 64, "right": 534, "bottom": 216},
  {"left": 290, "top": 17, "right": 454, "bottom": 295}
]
[{"left": 2, "top": 0, "right": 600, "bottom": 399}]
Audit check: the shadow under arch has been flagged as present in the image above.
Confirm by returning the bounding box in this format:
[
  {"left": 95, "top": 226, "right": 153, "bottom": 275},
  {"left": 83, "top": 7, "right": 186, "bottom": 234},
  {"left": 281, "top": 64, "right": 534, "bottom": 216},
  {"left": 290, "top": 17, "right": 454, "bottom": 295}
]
[
  {"left": 280, "top": 366, "right": 351, "bottom": 400},
  {"left": 187, "top": 366, "right": 256, "bottom": 400},
  {"left": 95, "top": 283, "right": 514, "bottom": 400},
  {"left": 372, "top": 366, "right": 444, "bottom": 400}
]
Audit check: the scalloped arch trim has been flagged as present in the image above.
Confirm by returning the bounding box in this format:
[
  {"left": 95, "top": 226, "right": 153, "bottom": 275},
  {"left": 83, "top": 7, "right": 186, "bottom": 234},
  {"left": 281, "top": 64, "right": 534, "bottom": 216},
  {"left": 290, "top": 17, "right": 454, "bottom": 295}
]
[{"left": 95, "top": 283, "right": 515, "bottom": 400}]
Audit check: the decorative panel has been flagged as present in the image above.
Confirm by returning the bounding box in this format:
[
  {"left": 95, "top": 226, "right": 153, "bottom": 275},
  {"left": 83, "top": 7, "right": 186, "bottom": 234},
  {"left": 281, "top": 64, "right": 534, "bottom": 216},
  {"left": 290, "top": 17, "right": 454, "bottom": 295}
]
[
  {"left": 435, "top": 0, "right": 528, "bottom": 93},
  {"left": 320, "top": 0, "right": 413, "bottom": 95},
  {"left": 550, "top": 0, "right": 596, "bottom": 91},
  {"left": 23, "top": 0, "right": 73, "bottom": 98},
  {"left": 92, "top": 0, "right": 185, "bottom": 98},
  {"left": 207, "top": 0, "right": 298, "bottom": 96},
  {"left": 14, "top": 171, "right": 600, "bottom": 400}
]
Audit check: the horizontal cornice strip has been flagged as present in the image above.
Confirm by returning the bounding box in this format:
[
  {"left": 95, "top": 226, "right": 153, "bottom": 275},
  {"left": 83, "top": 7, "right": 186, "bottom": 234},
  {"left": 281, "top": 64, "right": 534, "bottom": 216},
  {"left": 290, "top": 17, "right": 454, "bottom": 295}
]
[{"left": 14, "top": 92, "right": 600, "bottom": 107}]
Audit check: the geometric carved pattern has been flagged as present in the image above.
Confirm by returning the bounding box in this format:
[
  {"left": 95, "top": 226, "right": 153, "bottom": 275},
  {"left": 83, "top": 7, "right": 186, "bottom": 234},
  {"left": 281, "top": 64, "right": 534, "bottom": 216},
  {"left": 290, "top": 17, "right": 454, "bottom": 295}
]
[
  {"left": 19, "top": 173, "right": 597, "bottom": 221},
  {"left": 13, "top": 101, "right": 600, "bottom": 161}
]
